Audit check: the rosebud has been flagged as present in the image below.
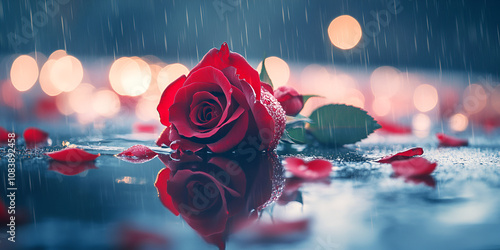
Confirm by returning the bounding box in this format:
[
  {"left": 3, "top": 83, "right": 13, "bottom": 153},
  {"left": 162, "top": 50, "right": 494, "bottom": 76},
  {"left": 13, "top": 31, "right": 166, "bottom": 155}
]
[{"left": 274, "top": 86, "right": 304, "bottom": 116}]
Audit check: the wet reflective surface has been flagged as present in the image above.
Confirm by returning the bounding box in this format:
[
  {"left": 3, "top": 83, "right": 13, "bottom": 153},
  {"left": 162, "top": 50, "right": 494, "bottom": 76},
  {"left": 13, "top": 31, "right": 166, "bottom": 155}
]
[{"left": 1, "top": 128, "right": 500, "bottom": 249}]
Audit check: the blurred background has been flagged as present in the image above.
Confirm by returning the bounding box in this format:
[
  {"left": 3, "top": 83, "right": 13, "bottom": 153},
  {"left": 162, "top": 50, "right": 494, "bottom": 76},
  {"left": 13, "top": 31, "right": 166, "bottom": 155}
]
[{"left": 1, "top": 0, "right": 500, "bottom": 134}]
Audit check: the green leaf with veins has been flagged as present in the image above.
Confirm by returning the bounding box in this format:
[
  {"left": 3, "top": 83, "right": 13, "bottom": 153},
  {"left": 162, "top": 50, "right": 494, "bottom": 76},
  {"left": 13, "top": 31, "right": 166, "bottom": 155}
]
[{"left": 308, "top": 104, "right": 380, "bottom": 147}]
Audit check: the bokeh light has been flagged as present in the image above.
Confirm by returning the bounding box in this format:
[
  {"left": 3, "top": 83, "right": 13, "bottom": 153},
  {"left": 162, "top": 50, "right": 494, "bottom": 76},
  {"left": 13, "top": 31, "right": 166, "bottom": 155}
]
[
  {"left": 50, "top": 55, "right": 84, "bottom": 92},
  {"left": 48, "top": 50, "right": 67, "bottom": 60},
  {"left": 40, "top": 59, "right": 63, "bottom": 96},
  {"left": 370, "top": 66, "right": 401, "bottom": 98},
  {"left": 10, "top": 55, "right": 39, "bottom": 92},
  {"left": 157, "top": 63, "right": 189, "bottom": 92},
  {"left": 413, "top": 84, "right": 438, "bottom": 112},
  {"left": 343, "top": 88, "right": 365, "bottom": 108},
  {"left": 109, "top": 57, "right": 152, "bottom": 96},
  {"left": 69, "top": 83, "right": 96, "bottom": 114},
  {"left": 491, "top": 85, "right": 500, "bottom": 114},
  {"left": 55, "top": 93, "right": 74, "bottom": 116},
  {"left": 463, "top": 84, "right": 487, "bottom": 114},
  {"left": 372, "top": 98, "right": 391, "bottom": 117},
  {"left": 92, "top": 89, "right": 121, "bottom": 117},
  {"left": 328, "top": 15, "right": 362, "bottom": 50},
  {"left": 412, "top": 113, "right": 431, "bottom": 137},
  {"left": 135, "top": 96, "right": 161, "bottom": 122},
  {"left": 257, "top": 56, "right": 290, "bottom": 88},
  {"left": 1, "top": 80, "right": 24, "bottom": 109},
  {"left": 449, "top": 113, "right": 469, "bottom": 132}
]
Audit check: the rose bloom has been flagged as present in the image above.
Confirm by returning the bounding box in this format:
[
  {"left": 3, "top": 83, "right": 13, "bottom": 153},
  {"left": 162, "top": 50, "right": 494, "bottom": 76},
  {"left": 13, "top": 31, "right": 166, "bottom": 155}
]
[
  {"left": 274, "top": 86, "right": 304, "bottom": 116},
  {"left": 156, "top": 43, "right": 285, "bottom": 153}
]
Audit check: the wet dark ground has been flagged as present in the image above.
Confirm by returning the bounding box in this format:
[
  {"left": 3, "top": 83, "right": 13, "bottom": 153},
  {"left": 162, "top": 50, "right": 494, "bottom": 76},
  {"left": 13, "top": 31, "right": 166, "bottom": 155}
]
[{"left": 1, "top": 124, "right": 500, "bottom": 250}]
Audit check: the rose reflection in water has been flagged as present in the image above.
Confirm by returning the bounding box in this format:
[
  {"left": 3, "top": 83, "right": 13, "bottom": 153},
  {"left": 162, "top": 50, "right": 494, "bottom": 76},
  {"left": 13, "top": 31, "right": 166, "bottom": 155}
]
[{"left": 155, "top": 153, "right": 284, "bottom": 250}]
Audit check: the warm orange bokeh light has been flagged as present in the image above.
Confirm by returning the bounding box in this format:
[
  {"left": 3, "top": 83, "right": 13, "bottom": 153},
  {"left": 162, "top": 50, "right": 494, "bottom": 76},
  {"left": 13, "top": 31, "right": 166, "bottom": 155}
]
[
  {"left": 69, "top": 83, "right": 96, "bottom": 114},
  {"left": 463, "top": 84, "right": 487, "bottom": 115},
  {"left": 48, "top": 50, "right": 67, "bottom": 60},
  {"left": 412, "top": 113, "right": 431, "bottom": 137},
  {"left": 40, "top": 59, "right": 63, "bottom": 96},
  {"left": 157, "top": 63, "right": 189, "bottom": 92},
  {"left": 135, "top": 96, "right": 161, "bottom": 122},
  {"left": 109, "top": 57, "right": 152, "bottom": 96},
  {"left": 413, "top": 84, "right": 438, "bottom": 112},
  {"left": 328, "top": 15, "right": 362, "bottom": 50},
  {"left": 10, "top": 55, "right": 39, "bottom": 92},
  {"left": 55, "top": 93, "right": 74, "bottom": 116},
  {"left": 449, "top": 113, "right": 469, "bottom": 132},
  {"left": 50, "top": 55, "right": 84, "bottom": 92},
  {"left": 370, "top": 66, "right": 401, "bottom": 98},
  {"left": 257, "top": 56, "right": 290, "bottom": 88},
  {"left": 92, "top": 89, "right": 121, "bottom": 117}
]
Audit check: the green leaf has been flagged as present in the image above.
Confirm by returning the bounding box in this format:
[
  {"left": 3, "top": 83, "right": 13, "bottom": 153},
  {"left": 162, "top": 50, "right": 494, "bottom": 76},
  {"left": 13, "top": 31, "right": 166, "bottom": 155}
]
[
  {"left": 259, "top": 57, "right": 273, "bottom": 88},
  {"left": 284, "top": 126, "right": 307, "bottom": 144},
  {"left": 302, "top": 95, "right": 322, "bottom": 105},
  {"left": 308, "top": 104, "right": 381, "bottom": 147}
]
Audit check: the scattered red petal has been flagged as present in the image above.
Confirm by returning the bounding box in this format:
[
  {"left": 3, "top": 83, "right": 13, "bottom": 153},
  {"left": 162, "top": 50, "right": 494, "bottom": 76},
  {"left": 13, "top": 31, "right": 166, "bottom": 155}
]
[
  {"left": 23, "top": 127, "right": 49, "bottom": 144},
  {"left": 0, "top": 199, "right": 9, "bottom": 224},
  {"left": 0, "top": 127, "right": 14, "bottom": 143},
  {"left": 404, "top": 175, "right": 436, "bottom": 188},
  {"left": 48, "top": 161, "right": 98, "bottom": 176},
  {"left": 377, "top": 147, "right": 424, "bottom": 163},
  {"left": 46, "top": 148, "right": 100, "bottom": 162},
  {"left": 115, "top": 145, "right": 158, "bottom": 163},
  {"left": 118, "top": 225, "right": 169, "bottom": 249},
  {"left": 285, "top": 157, "right": 332, "bottom": 180},
  {"left": 377, "top": 121, "right": 412, "bottom": 134},
  {"left": 391, "top": 157, "right": 437, "bottom": 177},
  {"left": 436, "top": 133, "right": 468, "bottom": 147}
]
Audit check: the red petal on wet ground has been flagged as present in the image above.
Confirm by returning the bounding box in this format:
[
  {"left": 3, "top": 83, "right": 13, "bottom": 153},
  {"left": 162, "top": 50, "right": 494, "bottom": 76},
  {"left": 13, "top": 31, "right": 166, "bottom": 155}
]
[
  {"left": 436, "top": 133, "right": 468, "bottom": 147},
  {"left": 377, "top": 147, "right": 424, "bottom": 163},
  {"left": 0, "top": 127, "right": 14, "bottom": 143},
  {"left": 115, "top": 145, "right": 158, "bottom": 163},
  {"left": 46, "top": 148, "right": 100, "bottom": 162},
  {"left": 23, "top": 127, "right": 49, "bottom": 144},
  {"left": 48, "top": 161, "right": 98, "bottom": 176},
  {"left": 391, "top": 157, "right": 437, "bottom": 177},
  {"left": 377, "top": 121, "right": 412, "bottom": 134},
  {"left": 285, "top": 157, "right": 332, "bottom": 180},
  {"left": 118, "top": 225, "right": 169, "bottom": 249}
]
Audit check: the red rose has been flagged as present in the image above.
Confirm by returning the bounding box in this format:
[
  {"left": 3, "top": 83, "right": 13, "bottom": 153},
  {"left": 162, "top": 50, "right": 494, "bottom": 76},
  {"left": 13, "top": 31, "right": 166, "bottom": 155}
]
[
  {"left": 274, "top": 86, "right": 304, "bottom": 116},
  {"left": 157, "top": 43, "right": 285, "bottom": 153}
]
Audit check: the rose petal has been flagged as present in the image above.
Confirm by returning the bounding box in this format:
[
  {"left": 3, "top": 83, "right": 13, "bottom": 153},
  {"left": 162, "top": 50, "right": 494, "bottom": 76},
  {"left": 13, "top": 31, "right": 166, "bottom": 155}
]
[
  {"left": 156, "top": 126, "right": 172, "bottom": 147},
  {"left": 157, "top": 75, "right": 187, "bottom": 126},
  {"left": 207, "top": 111, "right": 249, "bottom": 153},
  {"left": 154, "top": 167, "right": 180, "bottom": 216},
  {"left": 115, "top": 145, "right": 158, "bottom": 163},
  {"left": 46, "top": 148, "right": 100, "bottom": 162},
  {"left": 285, "top": 157, "right": 332, "bottom": 180},
  {"left": 436, "top": 133, "right": 468, "bottom": 147},
  {"left": 377, "top": 121, "right": 412, "bottom": 134},
  {"left": 0, "top": 127, "right": 16, "bottom": 143},
  {"left": 23, "top": 127, "right": 49, "bottom": 144},
  {"left": 189, "top": 43, "right": 262, "bottom": 100},
  {"left": 48, "top": 161, "right": 97, "bottom": 176},
  {"left": 391, "top": 157, "right": 437, "bottom": 177},
  {"left": 377, "top": 147, "right": 424, "bottom": 163}
]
